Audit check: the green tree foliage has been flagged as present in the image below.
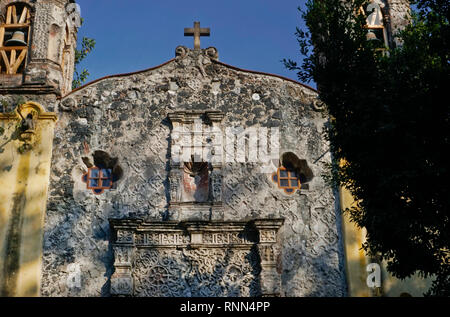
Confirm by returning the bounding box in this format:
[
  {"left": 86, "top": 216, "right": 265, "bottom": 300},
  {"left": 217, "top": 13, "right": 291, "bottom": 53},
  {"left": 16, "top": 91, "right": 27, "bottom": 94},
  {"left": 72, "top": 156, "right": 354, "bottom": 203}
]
[
  {"left": 285, "top": 0, "right": 449, "bottom": 295},
  {"left": 72, "top": 36, "right": 96, "bottom": 89}
]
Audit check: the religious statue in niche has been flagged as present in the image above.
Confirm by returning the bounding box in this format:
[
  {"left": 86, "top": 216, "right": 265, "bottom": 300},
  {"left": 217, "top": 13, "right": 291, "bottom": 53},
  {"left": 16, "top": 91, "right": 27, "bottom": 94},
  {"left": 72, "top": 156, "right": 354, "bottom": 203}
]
[{"left": 182, "top": 160, "right": 209, "bottom": 202}]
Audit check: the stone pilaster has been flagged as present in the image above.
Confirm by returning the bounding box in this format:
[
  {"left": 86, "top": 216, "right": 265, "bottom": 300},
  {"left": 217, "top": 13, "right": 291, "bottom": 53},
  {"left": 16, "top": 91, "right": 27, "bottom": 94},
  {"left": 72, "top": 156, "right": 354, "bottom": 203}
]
[{"left": 254, "top": 219, "right": 284, "bottom": 296}]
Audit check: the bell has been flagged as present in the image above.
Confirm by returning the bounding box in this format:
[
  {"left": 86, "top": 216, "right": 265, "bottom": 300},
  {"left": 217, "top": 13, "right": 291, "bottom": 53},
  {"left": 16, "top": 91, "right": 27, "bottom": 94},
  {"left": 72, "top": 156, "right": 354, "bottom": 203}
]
[
  {"left": 5, "top": 31, "right": 27, "bottom": 46},
  {"left": 366, "top": 30, "right": 378, "bottom": 41}
]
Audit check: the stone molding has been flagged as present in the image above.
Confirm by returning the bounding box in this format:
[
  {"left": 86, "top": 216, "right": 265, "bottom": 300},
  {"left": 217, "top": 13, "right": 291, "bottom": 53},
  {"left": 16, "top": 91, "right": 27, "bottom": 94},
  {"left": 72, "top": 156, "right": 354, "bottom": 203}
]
[{"left": 0, "top": 101, "right": 57, "bottom": 122}]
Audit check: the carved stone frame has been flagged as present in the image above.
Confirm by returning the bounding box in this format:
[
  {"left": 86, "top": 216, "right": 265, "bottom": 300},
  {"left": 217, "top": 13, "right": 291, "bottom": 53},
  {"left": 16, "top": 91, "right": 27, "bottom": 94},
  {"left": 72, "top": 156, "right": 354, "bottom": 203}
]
[
  {"left": 109, "top": 218, "right": 284, "bottom": 297},
  {"left": 168, "top": 110, "right": 225, "bottom": 221}
]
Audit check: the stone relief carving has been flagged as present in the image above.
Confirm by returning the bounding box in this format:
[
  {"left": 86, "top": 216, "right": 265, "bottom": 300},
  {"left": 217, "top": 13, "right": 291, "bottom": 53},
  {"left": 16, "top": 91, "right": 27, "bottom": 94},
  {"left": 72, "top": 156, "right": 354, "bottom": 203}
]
[
  {"left": 133, "top": 249, "right": 190, "bottom": 297},
  {"left": 260, "top": 230, "right": 277, "bottom": 243},
  {"left": 168, "top": 110, "right": 225, "bottom": 220},
  {"left": 260, "top": 245, "right": 275, "bottom": 262},
  {"left": 210, "top": 170, "right": 223, "bottom": 203},
  {"left": 202, "top": 232, "right": 252, "bottom": 245},
  {"left": 109, "top": 219, "right": 283, "bottom": 297},
  {"left": 175, "top": 45, "right": 219, "bottom": 61},
  {"left": 182, "top": 248, "right": 261, "bottom": 297},
  {"left": 196, "top": 55, "right": 208, "bottom": 78},
  {"left": 174, "top": 46, "right": 219, "bottom": 79},
  {"left": 114, "top": 246, "right": 131, "bottom": 264},
  {"left": 116, "top": 230, "right": 133, "bottom": 243},
  {"left": 175, "top": 45, "right": 188, "bottom": 58},
  {"left": 110, "top": 276, "right": 133, "bottom": 295},
  {"left": 169, "top": 169, "right": 182, "bottom": 203},
  {"left": 205, "top": 47, "right": 219, "bottom": 60},
  {"left": 133, "top": 248, "right": 259, "bottom": 297}
]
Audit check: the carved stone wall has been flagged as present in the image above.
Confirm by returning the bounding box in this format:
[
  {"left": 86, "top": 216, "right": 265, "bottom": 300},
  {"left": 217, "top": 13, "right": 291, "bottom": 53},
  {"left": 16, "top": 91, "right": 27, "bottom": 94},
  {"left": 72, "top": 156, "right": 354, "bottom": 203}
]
[
  {"left": 40, "top": 47, "right": 347, "bottom": 296},
  {"left": 0, "top": 1, "right": 416, "bottom": 298}
]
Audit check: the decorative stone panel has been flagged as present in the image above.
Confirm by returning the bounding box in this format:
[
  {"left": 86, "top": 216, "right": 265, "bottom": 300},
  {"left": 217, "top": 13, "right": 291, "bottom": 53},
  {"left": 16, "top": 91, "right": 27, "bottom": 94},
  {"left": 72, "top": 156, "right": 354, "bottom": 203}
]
[{"left": 109, "top": 218, "right": 284, "bottom": 297}]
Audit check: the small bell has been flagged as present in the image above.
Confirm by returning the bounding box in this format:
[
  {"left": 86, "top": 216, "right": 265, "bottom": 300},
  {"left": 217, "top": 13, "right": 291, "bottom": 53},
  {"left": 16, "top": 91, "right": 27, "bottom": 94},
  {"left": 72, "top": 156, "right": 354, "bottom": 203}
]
[
  {"left": 5, "top": 31, "right": 27, "bottom": 46},
  {"left": 366, "top": 30, "right": 378, "bottom": 41}
]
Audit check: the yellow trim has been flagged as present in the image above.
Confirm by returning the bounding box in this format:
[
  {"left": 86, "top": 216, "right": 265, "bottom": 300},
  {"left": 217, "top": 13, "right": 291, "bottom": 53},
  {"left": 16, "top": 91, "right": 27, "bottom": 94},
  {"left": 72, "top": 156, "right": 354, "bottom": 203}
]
[
  {"left": 0, "top": 101, "right": 57, "bottom": 296},
  {"left": 0, "top": 101, "right": 57, "bottom": 122}
]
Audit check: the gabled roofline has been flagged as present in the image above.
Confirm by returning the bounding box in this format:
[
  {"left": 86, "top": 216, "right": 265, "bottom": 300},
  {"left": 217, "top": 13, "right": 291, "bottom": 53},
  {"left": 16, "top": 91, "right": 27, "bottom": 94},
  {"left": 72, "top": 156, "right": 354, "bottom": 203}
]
[
  {"left": 211, "top": 60, "right": 317, "bottom": 92},
  {"left": 61, "top": 57, "right": 316, "bottom": 99},
  {"left": 61, "top": 59, "right": 176, "bottom": 99}
]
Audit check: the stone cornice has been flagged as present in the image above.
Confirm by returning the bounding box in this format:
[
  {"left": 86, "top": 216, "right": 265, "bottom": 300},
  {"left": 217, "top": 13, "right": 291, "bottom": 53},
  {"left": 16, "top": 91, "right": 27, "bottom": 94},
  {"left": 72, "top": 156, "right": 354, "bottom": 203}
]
[{"left": 109, "top": 218, "right": 285, "bottom": 246}]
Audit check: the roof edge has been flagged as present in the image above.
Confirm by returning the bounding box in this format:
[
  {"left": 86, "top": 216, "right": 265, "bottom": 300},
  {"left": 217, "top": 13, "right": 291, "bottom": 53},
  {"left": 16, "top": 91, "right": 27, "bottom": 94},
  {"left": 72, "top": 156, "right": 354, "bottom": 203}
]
[
  {"left": 212, "top": 60, "right": 317, "bottom": 92},
  {"left": 61, "top": 58, "right": 176, "bottom": 99},
  {"left": 61, "top": 56, "right": 316, "bottom": 99}
]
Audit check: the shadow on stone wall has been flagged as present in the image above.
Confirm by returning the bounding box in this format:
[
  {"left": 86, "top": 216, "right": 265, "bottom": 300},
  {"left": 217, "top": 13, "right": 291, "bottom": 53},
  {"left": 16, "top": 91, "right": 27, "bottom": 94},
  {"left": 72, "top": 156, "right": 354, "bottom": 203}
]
[{"left": 1, "top": 189, "right": 44, "bottom": 296}]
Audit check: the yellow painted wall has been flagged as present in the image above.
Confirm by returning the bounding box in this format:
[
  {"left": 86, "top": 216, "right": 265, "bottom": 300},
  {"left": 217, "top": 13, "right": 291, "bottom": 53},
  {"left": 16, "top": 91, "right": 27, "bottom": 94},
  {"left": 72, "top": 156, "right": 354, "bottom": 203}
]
[
  {"left": 381, "top": 262, "right": 434, "bottom": 297},
  {"left": 340, "top": 184, "right": 434, "bottom": 297},
  {"left": 340, "top": 186, "right": 372, "bottom": 297},
  {"left": 0, "top": 102, "right": 57, "bottom": 297}
]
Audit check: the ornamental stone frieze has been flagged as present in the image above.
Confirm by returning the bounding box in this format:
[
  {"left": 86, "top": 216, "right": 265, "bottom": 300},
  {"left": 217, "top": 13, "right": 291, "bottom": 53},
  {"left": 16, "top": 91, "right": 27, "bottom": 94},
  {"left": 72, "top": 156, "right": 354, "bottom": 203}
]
[{"left": 109, "top": 218, "right": 284, "bottom": 297}]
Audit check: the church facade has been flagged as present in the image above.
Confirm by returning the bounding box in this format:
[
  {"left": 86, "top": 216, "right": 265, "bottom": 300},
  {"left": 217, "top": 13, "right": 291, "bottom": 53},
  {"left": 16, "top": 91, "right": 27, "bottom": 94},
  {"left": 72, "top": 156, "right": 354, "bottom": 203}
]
[{"left": 0, "top": 0, "right": 426, "bottom": 297}]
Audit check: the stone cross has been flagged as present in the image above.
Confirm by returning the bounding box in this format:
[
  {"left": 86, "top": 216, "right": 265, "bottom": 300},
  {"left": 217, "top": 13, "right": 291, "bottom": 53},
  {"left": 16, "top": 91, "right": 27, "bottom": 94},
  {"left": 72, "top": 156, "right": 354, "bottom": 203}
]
[{"left": 184, "top": 21, "right": 210, "bottom": 50}]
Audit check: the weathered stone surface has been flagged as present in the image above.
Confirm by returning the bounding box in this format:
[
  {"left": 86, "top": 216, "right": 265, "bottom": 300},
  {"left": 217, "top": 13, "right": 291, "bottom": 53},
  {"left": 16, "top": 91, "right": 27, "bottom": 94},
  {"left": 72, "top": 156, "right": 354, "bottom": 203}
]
[
  {"left": 385, "top": 0, "right": 411, "bottom": 46},
  {"left": 0, "top": 0, "right": 415, "bottom": 298},
  {"left": 39, "top": 48, "right": 348, "bottom": 297}
]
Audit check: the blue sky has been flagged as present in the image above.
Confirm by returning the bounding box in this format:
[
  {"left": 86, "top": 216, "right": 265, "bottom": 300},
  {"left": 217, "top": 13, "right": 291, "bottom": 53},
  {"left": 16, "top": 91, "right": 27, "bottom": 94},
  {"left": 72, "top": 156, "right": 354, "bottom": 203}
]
[{"left": 75, "top": 0, "right": 311, "bottom": 87}]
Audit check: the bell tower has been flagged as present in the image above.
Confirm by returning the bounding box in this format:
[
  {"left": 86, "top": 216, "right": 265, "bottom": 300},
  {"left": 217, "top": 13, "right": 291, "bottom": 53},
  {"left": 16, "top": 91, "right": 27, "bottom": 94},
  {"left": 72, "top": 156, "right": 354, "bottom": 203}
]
[
  {"left": 0, "top": 0, "right": 78, "bottom": 297},
  {"left": 0, "top": 0, "right": 79, "bottom": 96}
]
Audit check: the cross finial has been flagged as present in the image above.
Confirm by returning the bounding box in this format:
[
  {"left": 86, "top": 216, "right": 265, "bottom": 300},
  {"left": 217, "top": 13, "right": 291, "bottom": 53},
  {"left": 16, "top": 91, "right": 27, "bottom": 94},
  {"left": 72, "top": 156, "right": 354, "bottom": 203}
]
[{"left": 184, "top": 21, "right": 210, "bottom": 50}]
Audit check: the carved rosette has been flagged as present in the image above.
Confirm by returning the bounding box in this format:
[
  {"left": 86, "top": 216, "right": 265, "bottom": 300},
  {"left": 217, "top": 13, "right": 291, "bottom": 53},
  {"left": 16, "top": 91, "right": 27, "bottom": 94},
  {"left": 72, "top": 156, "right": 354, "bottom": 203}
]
[
  {"left": 133, "top": 249, "right": 191, "bottom": 297},
  {"left": 109, "top": 219, "right": 284, "bottom": 297}
]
